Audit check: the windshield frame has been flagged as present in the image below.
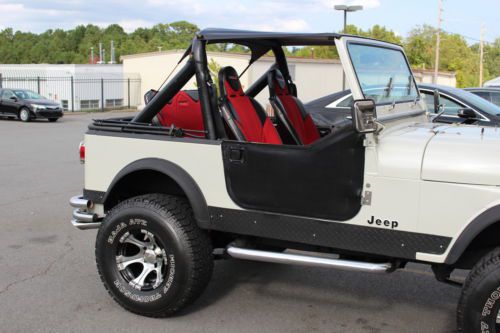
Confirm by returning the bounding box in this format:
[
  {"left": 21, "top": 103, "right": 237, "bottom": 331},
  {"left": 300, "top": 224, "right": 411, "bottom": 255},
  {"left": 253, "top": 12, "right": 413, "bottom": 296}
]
[{"left": 346, "top": 41, "right": 420, "bottom": 107}]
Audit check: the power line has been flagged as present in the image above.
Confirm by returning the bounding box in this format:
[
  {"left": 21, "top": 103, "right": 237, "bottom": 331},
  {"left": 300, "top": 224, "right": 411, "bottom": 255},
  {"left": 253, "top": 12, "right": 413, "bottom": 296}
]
[{"left": 441, "top": 29, "right": 495, "bottom": 44}]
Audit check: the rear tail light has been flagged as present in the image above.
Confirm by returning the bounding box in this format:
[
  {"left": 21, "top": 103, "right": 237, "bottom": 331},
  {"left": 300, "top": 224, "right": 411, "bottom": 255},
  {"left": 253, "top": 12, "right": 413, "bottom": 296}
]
[{"left": 79, "top": 141, "right": 85, "bottom": 164}]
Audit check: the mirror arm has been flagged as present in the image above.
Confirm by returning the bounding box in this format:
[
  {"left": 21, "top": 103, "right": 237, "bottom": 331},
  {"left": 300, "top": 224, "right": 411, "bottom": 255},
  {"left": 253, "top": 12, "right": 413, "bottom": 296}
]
[{"left": 432, "top": 104, "right": 446, "bottom": 123}]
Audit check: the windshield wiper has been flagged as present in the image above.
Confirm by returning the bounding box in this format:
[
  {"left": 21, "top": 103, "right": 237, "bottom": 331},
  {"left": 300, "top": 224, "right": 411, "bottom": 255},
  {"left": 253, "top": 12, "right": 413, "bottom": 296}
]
[{"left": 384, "top": 77, "right": 393, "bottom": 98}]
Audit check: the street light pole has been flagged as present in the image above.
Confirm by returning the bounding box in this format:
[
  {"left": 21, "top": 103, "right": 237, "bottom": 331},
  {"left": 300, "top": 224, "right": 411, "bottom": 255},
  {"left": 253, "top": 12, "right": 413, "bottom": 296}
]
[
  {"left": 334, "top": 5, "right": 363, "bottom": 90},
  {"left": 344, "top": 10, "right": 347, "bottom": 32}
]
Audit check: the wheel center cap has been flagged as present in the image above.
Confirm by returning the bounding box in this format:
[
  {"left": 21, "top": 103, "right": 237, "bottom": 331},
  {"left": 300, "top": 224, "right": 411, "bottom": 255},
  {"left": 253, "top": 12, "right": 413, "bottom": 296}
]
[{"left": 143, "top": 249, "right": 157, "bottom": 264}]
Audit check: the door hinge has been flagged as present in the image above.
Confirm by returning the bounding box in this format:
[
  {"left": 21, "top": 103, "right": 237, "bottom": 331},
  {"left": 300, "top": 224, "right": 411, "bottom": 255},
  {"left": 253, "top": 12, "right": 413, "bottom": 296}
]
[{"left": 362, "top": 191, "right": 372, "bottom": 206}]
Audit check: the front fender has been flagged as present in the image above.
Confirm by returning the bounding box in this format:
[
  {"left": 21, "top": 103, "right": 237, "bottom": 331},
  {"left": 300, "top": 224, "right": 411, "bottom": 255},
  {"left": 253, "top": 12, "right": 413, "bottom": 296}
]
[{"left": 445, "top": 204, "right": 500, "bottom": 265}]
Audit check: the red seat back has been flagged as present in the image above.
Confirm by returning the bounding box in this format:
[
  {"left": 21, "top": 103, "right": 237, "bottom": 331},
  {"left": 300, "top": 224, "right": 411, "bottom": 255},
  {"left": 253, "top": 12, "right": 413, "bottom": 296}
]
[
  {"left": 156, "top": 90, "right": 205, "bottom": 132},
  {"left": 268, "top": 69, "right": 320, "bottom": 145},
  {"left": 219, "top": 66, "right": 281, "bottom": 144}
]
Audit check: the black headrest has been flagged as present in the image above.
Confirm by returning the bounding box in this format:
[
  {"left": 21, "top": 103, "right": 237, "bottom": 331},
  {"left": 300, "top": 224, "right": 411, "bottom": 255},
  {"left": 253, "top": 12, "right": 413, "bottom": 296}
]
[
  {"left": 268, "top": 69, "right": 289, "bottom": 96},
  {"left": 219, "top": 66, "right": 243, "bottom": 97}
]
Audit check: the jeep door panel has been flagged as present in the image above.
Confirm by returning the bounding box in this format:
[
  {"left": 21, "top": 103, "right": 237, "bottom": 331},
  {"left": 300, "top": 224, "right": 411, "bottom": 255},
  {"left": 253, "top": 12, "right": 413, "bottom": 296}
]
[{"left": 221, "top": 126, "right": 365, "bottom": 221}]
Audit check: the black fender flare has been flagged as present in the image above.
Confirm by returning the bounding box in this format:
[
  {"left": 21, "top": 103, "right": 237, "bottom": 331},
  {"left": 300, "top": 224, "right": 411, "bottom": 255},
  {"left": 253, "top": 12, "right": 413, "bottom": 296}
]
[
  {"left": 445, "top": 205, "right": 500, "bottom": 265},
  {"left": 103, "top": 158, "right": 210, "bottom": 227}
]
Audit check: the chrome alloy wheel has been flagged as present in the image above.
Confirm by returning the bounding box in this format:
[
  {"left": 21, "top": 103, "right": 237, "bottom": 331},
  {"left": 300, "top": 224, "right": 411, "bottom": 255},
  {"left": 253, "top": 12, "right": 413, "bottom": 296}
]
[
  {"left": 20, "top": 109, "right": 30, "bottom": 122},
  {"left": 116, "top": 229, "right": 167, "bottom": 291}
]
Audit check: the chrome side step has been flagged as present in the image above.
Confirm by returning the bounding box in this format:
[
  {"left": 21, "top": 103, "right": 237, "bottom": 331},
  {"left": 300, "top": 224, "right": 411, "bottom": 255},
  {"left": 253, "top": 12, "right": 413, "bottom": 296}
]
[{"left": 226, "top": 246, "right": 393, "bottom": 273}]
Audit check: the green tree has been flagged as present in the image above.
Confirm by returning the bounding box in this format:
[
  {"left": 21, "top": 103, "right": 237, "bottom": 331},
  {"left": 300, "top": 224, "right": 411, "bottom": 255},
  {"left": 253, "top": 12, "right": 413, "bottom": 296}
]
[
  {"left": 0, "top": 20, "right": 496, "bottom": 89},
  {"left": 404, "top": 25, "right": 481, "bottom": 87}
]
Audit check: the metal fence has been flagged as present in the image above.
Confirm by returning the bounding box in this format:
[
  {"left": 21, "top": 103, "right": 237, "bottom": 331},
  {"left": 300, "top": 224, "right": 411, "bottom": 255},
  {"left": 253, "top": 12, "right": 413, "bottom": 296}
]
[{"left": 0, "top": 74, "right": 141, "bottom": 112}]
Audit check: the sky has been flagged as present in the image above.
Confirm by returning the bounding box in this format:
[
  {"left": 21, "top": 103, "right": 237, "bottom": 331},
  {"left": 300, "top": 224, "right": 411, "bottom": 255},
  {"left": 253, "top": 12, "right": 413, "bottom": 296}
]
[{"left": 0, "top": 0, "right": 498, "bottom": 44}]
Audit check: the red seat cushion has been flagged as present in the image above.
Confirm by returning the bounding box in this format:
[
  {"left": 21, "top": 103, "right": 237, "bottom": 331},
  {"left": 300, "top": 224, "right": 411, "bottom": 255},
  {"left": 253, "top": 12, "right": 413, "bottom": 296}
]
[
  {"left": 157, "top": 90, "right": 204, "bottom": 132},
  {"left": 219, "top": 66, "right": 282, "bottom": 145},
  {"left": 270, "top": 70, "right": 320, "bottom": 145}
]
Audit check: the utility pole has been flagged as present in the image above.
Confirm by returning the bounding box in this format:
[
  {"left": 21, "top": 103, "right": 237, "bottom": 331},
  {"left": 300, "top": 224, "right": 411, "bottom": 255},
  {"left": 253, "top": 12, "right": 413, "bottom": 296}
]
[
  {"left": 433, "top": 0, "right": 442, "bottom": 84},
  {"left": 90, "top": 47, "right": 94, "bottom": 64},
  {"left": 479, "top": 24, "right": 485, "bottom": 87}
]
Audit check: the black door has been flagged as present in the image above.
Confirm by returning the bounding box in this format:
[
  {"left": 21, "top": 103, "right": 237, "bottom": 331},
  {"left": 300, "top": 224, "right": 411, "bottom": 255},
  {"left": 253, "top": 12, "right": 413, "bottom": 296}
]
[
  {"left": 491, "top": 91, "right": 500, "bottom": 107},
  {"left": 306, "top": 93, "right": 353, "bottom": 129},
  {"left": 221, "top": 127, "right": 365, "bottom": 221},
  {"left": 0, "top": 89, "right": 20, "bottom": 116}
]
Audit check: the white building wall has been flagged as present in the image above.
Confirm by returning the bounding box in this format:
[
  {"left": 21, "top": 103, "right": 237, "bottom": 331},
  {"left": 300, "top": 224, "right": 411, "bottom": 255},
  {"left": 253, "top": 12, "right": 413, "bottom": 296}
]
[
  {"left": 413, "top": 69, "right": 456, "bottom": 86},
  {"left": 122, "top": 51, "right": 250, "bottom": 103},
  {"left": 0, "top": 64, "right": 135, "bottom": 111}
]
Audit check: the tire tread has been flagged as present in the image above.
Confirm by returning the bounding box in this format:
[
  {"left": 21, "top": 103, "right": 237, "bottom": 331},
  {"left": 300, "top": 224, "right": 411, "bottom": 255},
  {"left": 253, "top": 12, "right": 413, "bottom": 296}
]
[
  {"left": 457, "top": 247, "right": 500, "bottom": 332},
  {"left": 95, "top": 193, "right": 213, "bottom": 317}
]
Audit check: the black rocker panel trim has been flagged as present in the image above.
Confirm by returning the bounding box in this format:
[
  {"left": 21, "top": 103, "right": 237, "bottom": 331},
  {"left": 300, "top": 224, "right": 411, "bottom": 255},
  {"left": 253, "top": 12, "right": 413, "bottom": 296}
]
[
  {"left": 222, "top": 126, "right": 364, "bottom": 221},
  {"left": 209, "top": 207, "right": 452, "bottom": 260}
]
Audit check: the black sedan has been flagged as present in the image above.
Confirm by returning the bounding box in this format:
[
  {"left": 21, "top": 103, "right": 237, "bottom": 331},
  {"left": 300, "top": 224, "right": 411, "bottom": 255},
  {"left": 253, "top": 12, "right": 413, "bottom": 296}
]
[
  {"left": 0, "top": 88, "right": 63, "bottom": 122},
  {"left": 464, "top": 87, "right": 500, "bottom": 107},
  {"left": 305, "top": 84, "right": 500, "bottom": 127}
]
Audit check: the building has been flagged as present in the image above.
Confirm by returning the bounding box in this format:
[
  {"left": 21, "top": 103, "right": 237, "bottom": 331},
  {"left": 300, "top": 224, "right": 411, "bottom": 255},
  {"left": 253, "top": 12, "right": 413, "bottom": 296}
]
[
  {"left": 122, "top": 50, "right": 456, "bottom": 109},
  {"left": 484, "top": 77, "right": 500, "bottom": 88},
  {"left": 0, "top": 64, "right": 140, "bottom": 111}
]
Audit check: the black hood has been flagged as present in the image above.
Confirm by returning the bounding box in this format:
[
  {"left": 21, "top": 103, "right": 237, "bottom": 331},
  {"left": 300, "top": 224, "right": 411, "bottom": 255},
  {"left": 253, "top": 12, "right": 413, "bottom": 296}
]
[{"left": 25, "top": 99, "right": 60, "bottom": 106}]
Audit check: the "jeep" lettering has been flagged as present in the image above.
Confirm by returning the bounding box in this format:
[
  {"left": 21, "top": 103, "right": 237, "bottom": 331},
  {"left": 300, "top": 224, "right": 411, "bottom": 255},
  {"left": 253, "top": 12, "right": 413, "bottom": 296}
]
[{"left": 367, "top": 216, "right": 399, "bottom": 229}]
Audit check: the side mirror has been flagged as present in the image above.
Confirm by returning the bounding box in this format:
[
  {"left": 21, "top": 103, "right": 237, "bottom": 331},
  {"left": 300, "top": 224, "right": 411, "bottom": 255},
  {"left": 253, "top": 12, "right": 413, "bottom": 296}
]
[
  {"left": 144, "top": 89, "right": 158, "bottom": 105},
  {"left": 9, "top": 96, "right": 18, "bottom": 102},
  {"left": 433, "top": 89, "right": 442, "bottom": 113},
  {"left": 458, "top": 108, "right": 476, "bottom": 119},
  {"left": 351, "top": 99, "right": 377, "bottom": 134}
]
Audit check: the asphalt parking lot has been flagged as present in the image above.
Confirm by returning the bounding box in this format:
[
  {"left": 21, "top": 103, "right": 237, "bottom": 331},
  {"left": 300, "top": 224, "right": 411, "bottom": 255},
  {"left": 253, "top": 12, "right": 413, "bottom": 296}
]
[{"left": 0, "top": 113, "right": 463, "bottom": 333}]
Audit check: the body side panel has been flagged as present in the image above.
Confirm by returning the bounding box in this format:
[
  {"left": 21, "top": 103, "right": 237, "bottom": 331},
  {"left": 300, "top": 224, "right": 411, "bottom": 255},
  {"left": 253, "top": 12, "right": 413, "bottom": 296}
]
[{"left": 84, "top": 133, "right": 240, "bottom": 210}]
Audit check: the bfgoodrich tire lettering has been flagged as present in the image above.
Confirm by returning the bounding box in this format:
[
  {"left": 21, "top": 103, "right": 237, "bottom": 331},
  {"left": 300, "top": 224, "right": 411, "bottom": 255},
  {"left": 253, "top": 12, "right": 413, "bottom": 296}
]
[
  {"left": 95, "top": 194, "right": 213, "bottom": 317},
  {"left": 458, "top": 248, "right": 500, "bottom": 332}
]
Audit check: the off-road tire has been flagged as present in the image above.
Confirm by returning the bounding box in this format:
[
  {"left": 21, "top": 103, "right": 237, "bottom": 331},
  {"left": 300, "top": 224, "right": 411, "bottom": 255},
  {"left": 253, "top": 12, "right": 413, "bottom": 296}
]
[
  {"left": 458, "top": 247, "right": 500, "bottom": 332},
  {"left": 95, "top": 194, "right": 213, "bottom": 317}
]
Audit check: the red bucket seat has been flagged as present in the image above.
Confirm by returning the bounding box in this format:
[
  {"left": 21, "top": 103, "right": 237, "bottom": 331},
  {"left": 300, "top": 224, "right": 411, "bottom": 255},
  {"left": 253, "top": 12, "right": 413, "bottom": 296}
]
[
  {"left": 156, "top": 90, "right": 205, "bottom": 132},
  {"left": 268, "top": 69, "right": 320, "bottom": 145},
  {"left": 218, "top": 66, "right": 282, "bottom": 144}
]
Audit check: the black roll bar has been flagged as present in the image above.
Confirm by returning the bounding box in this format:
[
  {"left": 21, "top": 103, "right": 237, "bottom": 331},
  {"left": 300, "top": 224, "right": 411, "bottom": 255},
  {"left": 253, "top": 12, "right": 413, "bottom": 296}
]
[
  {"left": 192, "top": 37, "right": 217, "bottom": 140},
  {"left": 273, "top": 46, "right": 297, "bottom": 96}
]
